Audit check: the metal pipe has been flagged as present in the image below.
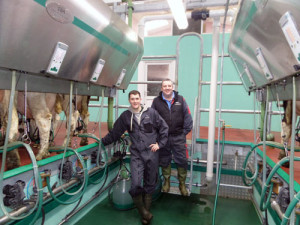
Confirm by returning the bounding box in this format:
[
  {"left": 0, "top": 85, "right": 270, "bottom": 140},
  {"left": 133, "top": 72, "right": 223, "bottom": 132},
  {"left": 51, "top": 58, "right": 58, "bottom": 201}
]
[
  {"left": 176, "top": 32, "right": 204, "bottom": 193},
  {"left": 190, "top": 98, "right": 198, "bottom": 192},
  {"left": 130, "top": 81, "right": 162, "bottom": 84},
  {"left": 206, "top": 17, "right": 220, "bottom": 183},
  {"left": 0, "top": 161, "right": 115, "bottom": 224},
  {"left": 219, "top": 183, "right": 252, "bottom": 189},
  {"left": 262, "top": 87, "right": 269, "bottom": 195},
  {"left": 127, "top": 0, "right": 133, "bottom": 28},
  {"left": 58, "top": 158, "right": 121, "bottom": 225},
  {"left": 253, "top": 92, "right": 258, "bottom": 180},
  {"left": 114, "top": 0, "right": 239, "bottom": 14},
  {"left": 203, "top": 54, "right": 230, "bottom": 58},
  {"left": 188, "top": 158, "right": 227, "bottom": 165},
  {"left": 199, "top": 108, "right": 283, "bottom": 115},
  {"left": 89, "top": 104, "right": 128, "bottom": 109},
  {"left": 176, "top": 32, "right": 204, "bottom": 139},
  {"left": 89, "top": 104, "right": 284, "bottom": 116},
  {"left": 256, "top": 172, "right": 284, "bottom": 220},
  {"left": 289, "top": 76, "right": 297, "bottom": 224},
  {"left": 58, "top": 181, "right": 114, "bottom": 225},
  {"left": 267, "top": 102, "right": 272, "bottom": 135},
  {"left": 138, "top": 14, "right": 175, "bottom": 39},
  {"left": 271, "top": 199, "right": 284, "bottom": 220},
  {"left": 138, "top": 9, "right": 235, "bottom": 39},
  {"left": 115, "top": 90, "right": 119, "bottom": 120},
  {"left": 142, "top": 55, "right": 176, "bottom": 60},
  {"left": 107, "top": 97, "right": 114, "bottom": 131},
  {"left": 216, "top": 3, "right": 229, "bottom": 186},
  {"left": 200, "top": 81, "right": 242, "bottom": 85},
  {"left": 170, "top": 180, "right": 207, "bottom": 187}
]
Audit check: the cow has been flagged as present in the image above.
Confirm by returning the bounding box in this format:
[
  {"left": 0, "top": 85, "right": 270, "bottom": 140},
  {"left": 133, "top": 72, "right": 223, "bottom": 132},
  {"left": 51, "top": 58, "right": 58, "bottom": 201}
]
[
  {"left": 54, "top": 94, "right": 90, "bottom": 147},
  {"left": 1, "top": 91, "right": 90, "bottom": 169},
  {"left": 278, "top": 100, "right": 300, "bottom": 160},
  {"left": 0, "top": 90, "right": 21, "bottom": 170}
]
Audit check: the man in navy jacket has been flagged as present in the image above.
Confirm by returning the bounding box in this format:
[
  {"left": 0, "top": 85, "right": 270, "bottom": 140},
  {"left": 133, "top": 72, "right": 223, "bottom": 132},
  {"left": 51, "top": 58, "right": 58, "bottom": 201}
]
[
  {"left": 102, "top": 90, "right": 168, "bottom": 224},
  {"left": 152, "top": 79, "right": 193, "bottom": 196}
]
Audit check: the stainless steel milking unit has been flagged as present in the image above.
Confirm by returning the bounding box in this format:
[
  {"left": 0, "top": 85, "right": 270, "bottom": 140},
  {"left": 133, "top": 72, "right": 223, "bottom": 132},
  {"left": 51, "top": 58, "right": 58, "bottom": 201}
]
[
  {"left": 0, "top": 0, "right": 143, "bottom": 224},
  {"left": 229, "top": 0, "right": 300, "bottom": 224}
]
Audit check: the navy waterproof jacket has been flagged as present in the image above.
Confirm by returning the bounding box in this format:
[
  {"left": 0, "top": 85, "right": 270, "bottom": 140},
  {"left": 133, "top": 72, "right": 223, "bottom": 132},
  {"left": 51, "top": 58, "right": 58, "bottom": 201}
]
[
  {"left": 151, "top": 91, "right": 193, "bottom": 135},
  {"left": 101, "top": 106, "right": 169, "bottom": 151}
]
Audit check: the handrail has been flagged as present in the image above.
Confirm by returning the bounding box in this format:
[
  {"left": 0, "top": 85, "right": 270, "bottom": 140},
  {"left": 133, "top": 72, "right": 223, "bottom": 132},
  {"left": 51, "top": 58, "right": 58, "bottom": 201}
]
[{"left": 242, "top": 141, "right": 300, "bottom": 186}]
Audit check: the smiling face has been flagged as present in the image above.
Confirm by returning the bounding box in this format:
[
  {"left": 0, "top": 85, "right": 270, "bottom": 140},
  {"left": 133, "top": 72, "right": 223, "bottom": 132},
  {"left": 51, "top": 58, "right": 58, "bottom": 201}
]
[
  {"left": 129, "top": 93, "right": 141, "bottom": 111},
  {"left": 161, "top": 80, "right": 174, "bottom": 99}
]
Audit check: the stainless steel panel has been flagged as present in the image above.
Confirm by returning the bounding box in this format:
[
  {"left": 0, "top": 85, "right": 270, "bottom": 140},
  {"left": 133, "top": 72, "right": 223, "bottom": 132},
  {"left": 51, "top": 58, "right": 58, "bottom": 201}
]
[
  {"left": 0, "top": 0, "right": 143, "bottom": 91},
  {"left": 229, "top": 0, "right": 300, "bottom": 94},
  {"left": 0, "top": 69, "right": 110, "bottom": 96}
]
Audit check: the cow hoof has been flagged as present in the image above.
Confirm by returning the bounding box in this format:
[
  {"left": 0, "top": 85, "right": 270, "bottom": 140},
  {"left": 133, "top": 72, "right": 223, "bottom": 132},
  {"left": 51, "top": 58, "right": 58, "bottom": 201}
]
[
  {"left": 36, "top": 152, "right": 50, "bottom": 161},
  {"left": 36, "top": 154, "right": 43, "bottom": 161}
]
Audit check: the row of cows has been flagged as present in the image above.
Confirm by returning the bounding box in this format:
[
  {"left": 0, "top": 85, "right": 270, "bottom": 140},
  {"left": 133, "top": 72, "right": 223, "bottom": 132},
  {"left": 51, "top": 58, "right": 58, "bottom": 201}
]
[
  {"left": 0, "top": 90, "right": 89, "bottom": 170},
  {"left": 0, "top": 88, "right": 299, "bottom": 171}
]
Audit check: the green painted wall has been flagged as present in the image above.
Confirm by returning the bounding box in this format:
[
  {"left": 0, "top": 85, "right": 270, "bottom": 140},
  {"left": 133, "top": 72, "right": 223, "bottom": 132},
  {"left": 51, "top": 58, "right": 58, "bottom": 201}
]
[{"left": 89, "top": 34, "right": 281, "bottom": 132}]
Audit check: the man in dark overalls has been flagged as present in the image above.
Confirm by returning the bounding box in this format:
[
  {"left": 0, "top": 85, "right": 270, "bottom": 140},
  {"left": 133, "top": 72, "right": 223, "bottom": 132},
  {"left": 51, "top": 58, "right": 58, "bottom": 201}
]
[
  {"left": 102, "top": 90, "right": 168, "bottom": 224},
  {"left": 152, "top": 79, "right": 193, "bottom": 196}
]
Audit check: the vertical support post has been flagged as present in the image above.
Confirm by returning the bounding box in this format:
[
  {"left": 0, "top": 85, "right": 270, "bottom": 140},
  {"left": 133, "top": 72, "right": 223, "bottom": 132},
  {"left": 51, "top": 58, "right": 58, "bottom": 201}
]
[
  {"left": 289, "top": 76, "right": 297, "bottom": 224},
  {"left": 206, "top": 18, "right": 220, "bottom": 182}
]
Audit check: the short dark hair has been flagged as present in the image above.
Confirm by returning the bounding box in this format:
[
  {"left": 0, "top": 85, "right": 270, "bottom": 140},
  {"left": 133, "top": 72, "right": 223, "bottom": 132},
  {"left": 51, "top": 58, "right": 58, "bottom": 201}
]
[
  {"left": 161, "top": 78, "right": 174, "bottom": 87},
  {"left": 128, "top": 90, "right": 141, "bottom": 99}
]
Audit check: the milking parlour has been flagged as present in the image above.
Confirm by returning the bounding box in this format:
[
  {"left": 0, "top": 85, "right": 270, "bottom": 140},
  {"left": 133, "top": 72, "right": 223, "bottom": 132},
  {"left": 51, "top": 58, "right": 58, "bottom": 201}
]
[{"left": 0, "top": 0, "right": 300, "bottom": 225}]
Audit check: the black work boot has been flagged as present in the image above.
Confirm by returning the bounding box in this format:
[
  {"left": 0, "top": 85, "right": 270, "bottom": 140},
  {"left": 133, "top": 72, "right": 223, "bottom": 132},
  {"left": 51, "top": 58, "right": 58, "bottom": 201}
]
[
  {"left": 162, "top": 164, "right": 171, "bottom": 193},
  {"left": 143, "top": 194, "right": 153, "bottom": 224},
  {"left": 144, "top": 193, "right": 152, "bottom": 211},
  {"left": 132, "top": 194, "right": 153, "bottom": 224},
  {"left": 177, "top": 167, "right": 188, "bottom": 196}
]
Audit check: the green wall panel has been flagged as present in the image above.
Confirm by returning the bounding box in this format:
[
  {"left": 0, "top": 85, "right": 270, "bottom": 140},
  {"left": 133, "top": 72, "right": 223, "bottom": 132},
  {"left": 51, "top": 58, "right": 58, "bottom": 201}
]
[{"left": 89, "top": 34, "right": 281, "bottom": 132}]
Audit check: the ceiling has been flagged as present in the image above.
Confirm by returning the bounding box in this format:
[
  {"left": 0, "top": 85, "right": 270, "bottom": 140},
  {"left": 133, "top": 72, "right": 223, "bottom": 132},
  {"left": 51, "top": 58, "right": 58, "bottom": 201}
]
[{"left": 105, "top": 0, "right": 240, "bottom": 35}]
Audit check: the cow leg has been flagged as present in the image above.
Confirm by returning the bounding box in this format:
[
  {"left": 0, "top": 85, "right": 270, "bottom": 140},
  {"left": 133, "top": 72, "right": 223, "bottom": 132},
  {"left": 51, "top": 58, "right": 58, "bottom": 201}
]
[
  {"left": 1, "top": 90, "right": 20, "bottom": 169},
  {"left": 63, "top": 108, "right": 79, "bottom": 147},
  {"left": 35, "top": 112, "right": 52, "bottom": 160},
  {"left": 80, "top": 96, "right": 89, "bottom": 146}
]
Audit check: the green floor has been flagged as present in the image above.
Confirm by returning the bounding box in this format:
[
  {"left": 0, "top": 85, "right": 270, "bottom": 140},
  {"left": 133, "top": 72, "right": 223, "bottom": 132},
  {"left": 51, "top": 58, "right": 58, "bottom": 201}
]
[{"left": 75, "top": 193, "right": 261, "bottom": 225}]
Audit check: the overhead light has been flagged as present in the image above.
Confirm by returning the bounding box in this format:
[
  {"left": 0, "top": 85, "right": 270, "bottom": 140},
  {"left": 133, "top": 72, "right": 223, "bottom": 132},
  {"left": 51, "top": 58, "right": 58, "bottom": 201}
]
[{"left": 166, "top": 0, "right": 188, "bottom": 29}]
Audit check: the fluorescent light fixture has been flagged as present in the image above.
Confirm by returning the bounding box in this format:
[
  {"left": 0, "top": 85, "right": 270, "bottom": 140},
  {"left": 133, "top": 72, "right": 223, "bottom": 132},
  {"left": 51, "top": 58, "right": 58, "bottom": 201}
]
[{"left": 166, "top": 0, "right": 188, "bottom": 29}]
